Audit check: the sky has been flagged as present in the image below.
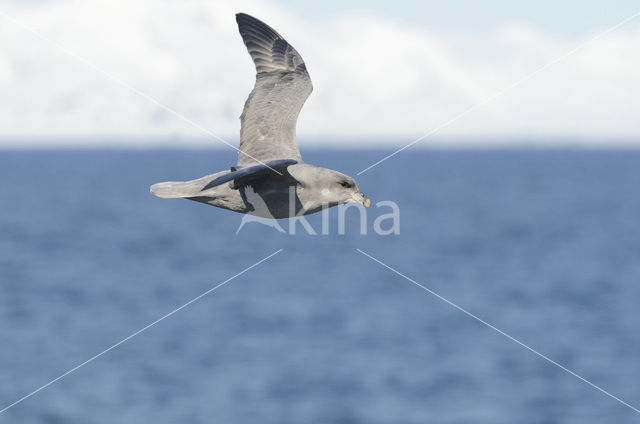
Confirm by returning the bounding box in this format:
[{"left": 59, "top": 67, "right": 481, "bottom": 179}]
[{"left": 0, "top": 0, "right": 639, "bottom": 148}]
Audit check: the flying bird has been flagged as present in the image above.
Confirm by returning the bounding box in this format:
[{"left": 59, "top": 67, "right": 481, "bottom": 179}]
[{"left": 151, "top": 13, "right": 370, "bottom": 218}]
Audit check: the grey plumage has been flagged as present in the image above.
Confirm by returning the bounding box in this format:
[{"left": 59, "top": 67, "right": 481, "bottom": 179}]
[
  {"left": 236, "top": 13, "right": 311, "bottom": 165},
  {"left": 151, "top": 13, "right": 369, "bottom": 219}
]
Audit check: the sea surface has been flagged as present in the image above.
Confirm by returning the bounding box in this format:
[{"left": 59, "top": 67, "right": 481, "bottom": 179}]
[{"left": 0, "top": 149, "right": 639, "bottom": 423}]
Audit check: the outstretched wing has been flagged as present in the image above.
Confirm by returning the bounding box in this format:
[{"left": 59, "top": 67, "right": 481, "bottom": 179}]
[{"left": 235, "top": 13, "right": 312, "bottom": 166}]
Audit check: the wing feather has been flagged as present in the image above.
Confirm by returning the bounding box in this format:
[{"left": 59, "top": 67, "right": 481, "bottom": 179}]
[
  {"left": 235, "top": 13, "right": 312, "bottom": 165},
  {"left": 200, "top": 159, "right": 298, "bottom": 191}
]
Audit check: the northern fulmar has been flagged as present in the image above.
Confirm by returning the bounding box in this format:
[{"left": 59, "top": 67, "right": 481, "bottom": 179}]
[{"left": 151, "top": 13, "right": 370, "bottom": 218}]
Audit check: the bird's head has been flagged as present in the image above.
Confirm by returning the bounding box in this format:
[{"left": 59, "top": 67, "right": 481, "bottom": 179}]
[
  {"left": 289, "top": 164, "right": 370, "bottom": 209},
  {"left": 325, "top": 172, "right": 371, "bottom": 207}
]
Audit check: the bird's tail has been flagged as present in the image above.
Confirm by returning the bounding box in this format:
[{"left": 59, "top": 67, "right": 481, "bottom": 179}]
[
  {"left": 150, "top": 174, "right": 220, "bottom": 198},
  {"left": 150, "top": 181, "right": 193, "bottom": 198}
]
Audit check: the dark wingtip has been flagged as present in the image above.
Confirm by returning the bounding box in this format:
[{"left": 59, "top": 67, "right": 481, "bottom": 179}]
[
  {"left": 235, "top": 12, "right": 279, "bottom": 37},
  {"left": 235, "top": 13, "right": 261, "bottom": 28},
  {"left": 234, "top": 12, "right": 309, "bottom": 75},
  {"left": 235, "top": 13, "right": 253, "bottom": 33}
]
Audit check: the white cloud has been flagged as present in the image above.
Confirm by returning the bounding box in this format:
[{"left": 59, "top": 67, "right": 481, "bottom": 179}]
[{"left": 0, "top": 0, "right": 639, "bottom": 147}]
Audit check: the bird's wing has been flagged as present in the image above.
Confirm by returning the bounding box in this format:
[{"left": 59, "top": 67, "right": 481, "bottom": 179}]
[
  {"left": 200, "top": 159, "right": 298, "bottom": 191},
  {"left": 235, "top": 13, "right": 312, "bottom": 166}
]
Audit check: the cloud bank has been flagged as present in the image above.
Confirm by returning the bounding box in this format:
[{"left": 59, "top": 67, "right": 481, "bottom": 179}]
[{"left": 0, "top": 0, "right": 639, "bottom": 147}]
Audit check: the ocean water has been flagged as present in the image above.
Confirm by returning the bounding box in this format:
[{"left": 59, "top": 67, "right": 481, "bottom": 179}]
[{"left": 0, "top": 149, "right": 639, "bottom": 423}]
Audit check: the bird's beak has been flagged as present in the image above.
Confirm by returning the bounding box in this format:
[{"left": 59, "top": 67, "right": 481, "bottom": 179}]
[{"left": 352, "top": 191, "right": 371, "bottom": 207}]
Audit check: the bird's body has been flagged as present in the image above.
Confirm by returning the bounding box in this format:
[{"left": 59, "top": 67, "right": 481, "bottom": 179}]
[
  {"left": 151, "top": 13, "right": 369, "bottom": 218},
  {"left": 151, "top": 163, "right": 361, "bottom": 218}
]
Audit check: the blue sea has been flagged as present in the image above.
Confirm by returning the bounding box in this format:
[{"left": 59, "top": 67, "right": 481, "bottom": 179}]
[{"left": 1, "top": 149, "right": 639, "bottom": 423}]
